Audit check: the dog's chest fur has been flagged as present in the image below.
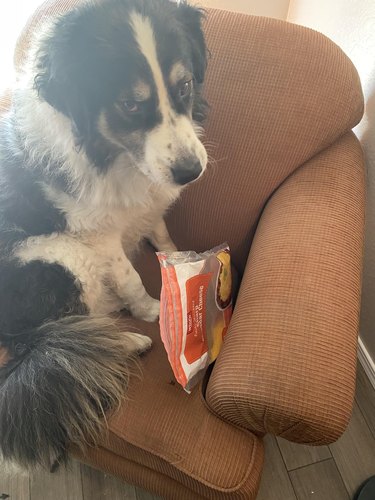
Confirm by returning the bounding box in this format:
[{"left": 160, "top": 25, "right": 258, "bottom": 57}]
[{"left": 45, "top": 175, "right": 175, "bottom": 250}]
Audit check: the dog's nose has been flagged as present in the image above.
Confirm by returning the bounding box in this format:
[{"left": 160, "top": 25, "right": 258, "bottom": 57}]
[{"left": 171, "top": 161, "right": 202, "bottom": 185}]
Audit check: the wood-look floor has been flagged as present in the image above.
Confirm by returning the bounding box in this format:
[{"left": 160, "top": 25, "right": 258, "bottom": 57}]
[{"left": 1, "top": 363, "right": 374, "bottom": 500}]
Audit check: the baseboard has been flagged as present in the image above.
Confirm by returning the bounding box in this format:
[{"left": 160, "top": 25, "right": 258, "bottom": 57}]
[{"left": 358, "top": 337, "right": 375, "bottom": 391}]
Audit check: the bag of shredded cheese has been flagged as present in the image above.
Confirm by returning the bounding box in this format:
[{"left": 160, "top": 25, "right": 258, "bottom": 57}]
[{"left": 157, "top": 243, "right": 232, "bottom": 392}]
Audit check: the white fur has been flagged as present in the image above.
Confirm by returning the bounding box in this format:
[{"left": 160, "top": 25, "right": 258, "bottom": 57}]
[
  {"left": 130, "top": 13, "right": 170, "bottom": 116},
  {"left": 149, "top": 219, "right": 178, "bottom": 253}
]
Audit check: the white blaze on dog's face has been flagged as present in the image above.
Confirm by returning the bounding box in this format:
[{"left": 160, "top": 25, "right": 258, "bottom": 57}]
[
  {"left": 34, "top": 0, "right": 208, "bottom": 189},
  {"left": 128, "top": 12, "right": 207, "bottom": 186}
]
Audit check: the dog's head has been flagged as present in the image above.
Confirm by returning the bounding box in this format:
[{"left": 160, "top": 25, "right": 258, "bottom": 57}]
[{"left": 34, "top": 0, "right": 208, "bottom": 187}]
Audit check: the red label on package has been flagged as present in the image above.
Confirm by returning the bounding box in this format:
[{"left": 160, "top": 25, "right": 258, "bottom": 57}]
[{"left": 184, "top": 273, "right": 212, "bottom": 364}]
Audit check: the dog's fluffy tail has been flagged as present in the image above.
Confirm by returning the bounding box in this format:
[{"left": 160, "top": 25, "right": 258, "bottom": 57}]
[{"left": 0, "top": 315, "right": 151, "bottom": 469}]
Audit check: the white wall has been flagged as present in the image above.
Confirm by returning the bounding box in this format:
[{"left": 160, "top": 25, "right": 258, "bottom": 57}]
[
  {"left": 0, "top": 0, "right": 43, "bottom": 90},
  {"left": 197, "top": 0, "right": 290, "bottom": 19},
  {"left": 288, "top": 0, "right": 375, "bottom": 360}
]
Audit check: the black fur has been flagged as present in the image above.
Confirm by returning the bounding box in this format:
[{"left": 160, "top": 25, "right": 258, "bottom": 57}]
[
  {"left": 0, "top": 118, "right": 67, "bottom": 253},
  {"left": 0, "top": 259, "right": 86, "bottom": 340}
]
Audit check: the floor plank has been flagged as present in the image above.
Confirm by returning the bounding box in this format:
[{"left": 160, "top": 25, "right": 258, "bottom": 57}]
[
  {"left": 0, "top": 469, "right": 30, "bottom": 500},
  {"left": 289, "top": 459, "right": 349, "bottom": 500},
  {"left": 257, "top": 435, "right": 297, "bottom": 500},
  {"left": 356, "top": 362, "right": 375, "bottom": 439},
  {"left": 30, "top": 460, "right": 83, "bottom": 500},
  {"left": 329, "top": 401, "right": 375, "bottom": 497},
  {"left": 81, "top": 463, "right": 137, "bottom": 500},
  {"left": 135, "top": 487, "right": 162, "bottom": 500},
  {"left": 277, "top": 437, "right": 332, "bottom": 471}
]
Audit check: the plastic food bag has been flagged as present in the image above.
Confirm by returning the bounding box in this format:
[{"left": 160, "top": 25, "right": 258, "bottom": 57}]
[{"left": 157, "top": 243, "right": 232, "bottom": 392}]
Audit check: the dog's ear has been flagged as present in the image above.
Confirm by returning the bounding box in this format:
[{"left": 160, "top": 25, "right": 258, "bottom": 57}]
[
  {"left": 33, "top": 16, "right": 93, "bottom": 145},
  {"left": 176, "top": 4, "right": 208, "bottom": 84}
]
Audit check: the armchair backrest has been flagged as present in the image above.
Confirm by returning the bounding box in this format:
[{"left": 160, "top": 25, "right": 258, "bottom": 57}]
[{"left": 169, "top": 10, "right": 363, "bottom": 273}]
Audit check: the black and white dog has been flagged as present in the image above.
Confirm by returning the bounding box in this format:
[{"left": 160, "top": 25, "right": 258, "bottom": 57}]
[{"left": 0, "top": 0, "right": 207, "bottom": 469}]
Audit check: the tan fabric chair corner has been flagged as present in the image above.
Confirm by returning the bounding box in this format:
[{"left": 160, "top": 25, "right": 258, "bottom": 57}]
[{"left": 3, "top": 1, "right": 365, "bottom": 498}]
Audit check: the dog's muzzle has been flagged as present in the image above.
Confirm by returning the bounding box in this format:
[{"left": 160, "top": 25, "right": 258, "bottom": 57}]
[{"left": 171, "top": 160, "right": 202, "bottom": 186}]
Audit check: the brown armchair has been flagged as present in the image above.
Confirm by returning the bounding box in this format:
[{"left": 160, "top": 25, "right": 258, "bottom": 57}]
[{"left": 4, "top": 2, "right": 365, "bottom": 499}]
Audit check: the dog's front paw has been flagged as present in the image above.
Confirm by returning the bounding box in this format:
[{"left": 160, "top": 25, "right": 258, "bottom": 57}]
[
  {"left": 128, "top": 333, "right": 153, "bottom": 354},
  {"left": 131, "top": 296, "right": 160, "bottom": 322}
]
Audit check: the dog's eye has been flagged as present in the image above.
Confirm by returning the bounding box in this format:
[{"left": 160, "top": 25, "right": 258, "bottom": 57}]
[
  {"left": 178, "top": 80, "right": 193, "bottom": 99},
  {"left": 122, "top": 100, "right": 139, "bottom": 113}
]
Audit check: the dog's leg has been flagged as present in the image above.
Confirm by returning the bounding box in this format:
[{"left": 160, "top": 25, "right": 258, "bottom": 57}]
[
  {"left": 113, "top": 252, "right": 160, "bottom": 322},
  {"left": 149, "top": 218, "right": 177, "bottom": 253}
]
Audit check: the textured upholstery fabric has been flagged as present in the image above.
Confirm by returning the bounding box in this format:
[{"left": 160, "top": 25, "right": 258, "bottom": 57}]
[
  {"left": 166, "top": 10, "right": 364, "bottom": 274},
  {"left": 74, "top": 317, "right": 264, "bottom": 500},
  {"left": 77, "top": 446, "right": 210, "bottom": 500},
  {"left": 206, "top": 132, "right": 365, "bottom": 444},
  {"left": 0, "top": 0, "right": 365, "bottom": 498}
]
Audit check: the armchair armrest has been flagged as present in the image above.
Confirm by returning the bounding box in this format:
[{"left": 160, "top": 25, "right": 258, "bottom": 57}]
[{"left": 206, "top": 132, "right": 365, "bottom": 445}]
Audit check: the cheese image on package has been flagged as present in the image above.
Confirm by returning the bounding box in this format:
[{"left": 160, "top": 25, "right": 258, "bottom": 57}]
[{"left": 157, "top": 243, "right": 232, "bottom": 392}]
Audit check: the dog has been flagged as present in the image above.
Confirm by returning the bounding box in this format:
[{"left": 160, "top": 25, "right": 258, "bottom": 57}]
[{"left": 0, "top": 0, "right": 208, "bottom": 469}]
